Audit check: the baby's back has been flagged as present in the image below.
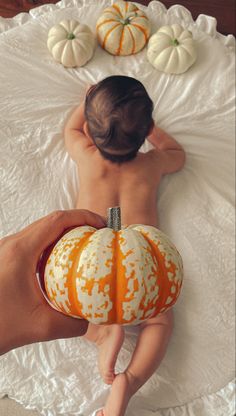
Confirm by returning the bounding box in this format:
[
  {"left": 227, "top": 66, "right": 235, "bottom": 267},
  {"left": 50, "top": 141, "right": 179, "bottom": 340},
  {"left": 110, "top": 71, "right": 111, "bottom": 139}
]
[{"left": 76, "top": 148, "right": 161, "bottom": 227}]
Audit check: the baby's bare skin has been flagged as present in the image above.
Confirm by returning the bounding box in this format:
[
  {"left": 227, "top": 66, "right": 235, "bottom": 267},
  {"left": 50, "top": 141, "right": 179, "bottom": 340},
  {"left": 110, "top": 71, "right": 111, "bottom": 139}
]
[
  {"left": 76, "top": 147, "right": 160, "bottom": 226},
  {"left": 64, "top": 102, "right": 185, "bottom": 416}
]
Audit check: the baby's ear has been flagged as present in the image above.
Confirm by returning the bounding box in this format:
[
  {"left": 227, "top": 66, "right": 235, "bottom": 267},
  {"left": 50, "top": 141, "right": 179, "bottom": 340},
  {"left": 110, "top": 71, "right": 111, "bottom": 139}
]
[{"left": 83, "top": 121, "right": 91, "bottom": 138}]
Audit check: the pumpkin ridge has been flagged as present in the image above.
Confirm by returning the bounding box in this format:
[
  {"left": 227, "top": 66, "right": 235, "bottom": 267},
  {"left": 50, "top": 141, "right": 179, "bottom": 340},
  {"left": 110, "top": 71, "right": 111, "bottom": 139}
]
[
  {"left": 96, "top": 18, "right": 118, "bottom": 31},
  {"left": 104, "top": 11, "right": 121, "bottom": 19},
  {"left": 155, "top": 45, "right": 174, "bottom": 57},
  {"left": 127, "top": 26, "right": 135, "bottom": 54},
  {"left": 59, "top": 21, "right": 70, "bottom": 32},
  {"left": 178, "top": 43, "right": 196, "bottom": 59},
  {"left": 117, "top": 230, "right": 138, "bottom": 324},
  {"left": 45, "top": 230, "right": 94, "bottom": 315},
  {"left": 138, "top": 231, "right": 177, "bottom": 315},
  {"left": 76, "top": 229, "right": 115, "bottom": 324},
  {"left": 131, "top": 23, "right": 149, "bottom": 41},
  {"left": 51, "top": 38, "right": 67, "bottom": 51},
  {"left": 71, "top": 39, "right": 82, "bottom": 64},
  {"left": 159, "top": 46, "right": 177, "bottom": 71},
  {"left": 137, "top": 15, "right": 149, "bottom": 21},
  {"left": 116, "top": 26, "right": 125, "bottom": 55},
  {"left": 73, "top": 38, "right": 89, "bottom": 60},
  {"left": 66, "top": 232, "right": 94, "bottom": 316},
  {"left": 112, "top": 3, "right": 123, "bottom": 17},
  {"left": 103, "top": 230, "right": 117, "bottom": 324},
  {"left": 137, "top": 231, "right": 164, "bottom": 316},
  {"left": 175, "top": 46, "right": 183, "bottom": 73},
  {"left": 61, "top": 41, "right": 75, "bottom": 67},
  {"left": 50, "top": 40, "right": 67, "bottom": 61},
  {"left": 102, "top": 23, "right": 121, "bottom": 49}
]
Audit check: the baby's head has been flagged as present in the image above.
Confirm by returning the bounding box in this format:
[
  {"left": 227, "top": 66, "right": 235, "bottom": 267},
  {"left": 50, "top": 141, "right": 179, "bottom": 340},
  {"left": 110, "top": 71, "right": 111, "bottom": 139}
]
[{"left": 84, "top": 75, "right": 154, "bottom": 163}]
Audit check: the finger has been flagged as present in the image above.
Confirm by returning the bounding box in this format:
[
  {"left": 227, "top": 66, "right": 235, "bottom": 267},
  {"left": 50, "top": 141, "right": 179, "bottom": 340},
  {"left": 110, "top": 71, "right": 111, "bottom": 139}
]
[{"left": 21, "top": 209, "right": 106, "bottom": 256}]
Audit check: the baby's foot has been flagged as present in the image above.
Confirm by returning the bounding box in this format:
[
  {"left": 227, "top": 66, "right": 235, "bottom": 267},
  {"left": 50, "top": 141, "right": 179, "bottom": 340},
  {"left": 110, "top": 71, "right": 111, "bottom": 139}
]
[
  {"left": 96, "top": 324, "right": 125, "bottom": 384},
  {"left": 98, "top": 372, "right": 136, "bottom": 416}
]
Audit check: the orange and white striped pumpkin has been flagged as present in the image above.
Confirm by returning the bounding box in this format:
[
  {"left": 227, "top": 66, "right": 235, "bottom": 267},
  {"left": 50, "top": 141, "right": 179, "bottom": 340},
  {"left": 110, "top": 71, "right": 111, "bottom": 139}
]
[
  {"left": 42, "top": 208, "right": 183, "bottom": 325},
  {"left": 96, "top": 1, "right": 151, "bottom": 56}
]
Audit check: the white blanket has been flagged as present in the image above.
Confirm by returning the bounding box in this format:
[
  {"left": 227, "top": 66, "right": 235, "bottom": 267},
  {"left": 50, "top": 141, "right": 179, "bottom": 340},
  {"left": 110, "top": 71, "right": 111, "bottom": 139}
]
[{"left": 0, "top": 1, "right": 235, "bottom": 415}]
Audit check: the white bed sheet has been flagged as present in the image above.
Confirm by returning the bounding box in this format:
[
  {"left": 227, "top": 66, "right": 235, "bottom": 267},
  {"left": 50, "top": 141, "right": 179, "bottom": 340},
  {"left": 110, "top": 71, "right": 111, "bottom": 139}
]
[{"left": 0, "top": 1, "right": 235, "bottom": 415}]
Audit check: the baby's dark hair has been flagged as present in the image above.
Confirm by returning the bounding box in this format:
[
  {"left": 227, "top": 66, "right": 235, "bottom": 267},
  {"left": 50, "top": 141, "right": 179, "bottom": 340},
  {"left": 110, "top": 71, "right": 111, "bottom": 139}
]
[{"left": 85, "top": 75, "right": 154, "bottom": 163}]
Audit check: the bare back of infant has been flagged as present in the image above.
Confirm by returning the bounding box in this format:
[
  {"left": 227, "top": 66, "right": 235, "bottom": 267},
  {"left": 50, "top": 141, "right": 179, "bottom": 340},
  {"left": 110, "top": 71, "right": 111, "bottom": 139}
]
[{"left": 76, "top": 147, "right": 161, "bottom": 226}]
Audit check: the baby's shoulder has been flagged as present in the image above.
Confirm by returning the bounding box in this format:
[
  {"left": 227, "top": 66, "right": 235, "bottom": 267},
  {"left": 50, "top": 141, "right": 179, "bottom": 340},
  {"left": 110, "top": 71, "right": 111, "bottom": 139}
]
[{"left": 118, "top": 150, "right": 163, "bottom": 184}]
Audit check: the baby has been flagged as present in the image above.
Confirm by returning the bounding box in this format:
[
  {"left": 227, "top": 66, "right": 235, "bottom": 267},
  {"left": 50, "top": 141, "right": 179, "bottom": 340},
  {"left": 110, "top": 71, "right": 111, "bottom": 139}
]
[{"left": 64, "top": 75, "right": 185, "bottom": 416}]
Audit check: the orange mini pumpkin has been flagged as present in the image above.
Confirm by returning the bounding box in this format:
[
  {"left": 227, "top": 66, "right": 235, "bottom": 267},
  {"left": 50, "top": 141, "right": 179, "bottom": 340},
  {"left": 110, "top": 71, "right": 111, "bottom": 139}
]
[{"left": 40, "top": 207, "right": 183, "bottom": 325}]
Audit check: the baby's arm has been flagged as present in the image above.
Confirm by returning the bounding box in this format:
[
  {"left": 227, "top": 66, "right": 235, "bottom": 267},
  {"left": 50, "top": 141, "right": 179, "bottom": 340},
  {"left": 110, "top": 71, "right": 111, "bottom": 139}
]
[
  {"left": 147, "top": 125, "right": 185, "bottom": 174},
  {"left": 64, "top": 103, "right": 93, "bottom": 161}
]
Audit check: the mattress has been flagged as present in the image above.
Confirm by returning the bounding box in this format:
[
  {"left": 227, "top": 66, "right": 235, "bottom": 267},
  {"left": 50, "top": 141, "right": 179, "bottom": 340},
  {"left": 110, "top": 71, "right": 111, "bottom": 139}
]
[{"left": 0, "top": 1, "right": 235, "bottom": 415}]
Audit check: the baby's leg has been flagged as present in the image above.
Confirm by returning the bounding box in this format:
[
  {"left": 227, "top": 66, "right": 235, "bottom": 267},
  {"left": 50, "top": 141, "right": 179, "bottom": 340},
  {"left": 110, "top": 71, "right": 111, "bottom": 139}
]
[
  {"left": 97, "top": 309, "right": 174, "bottom": 416},
  {"left": 125, "top": 309, "right": 174, "bottom": 393},
  {"left": 83, "top": 322, "right": 125, "bottom": 385}
]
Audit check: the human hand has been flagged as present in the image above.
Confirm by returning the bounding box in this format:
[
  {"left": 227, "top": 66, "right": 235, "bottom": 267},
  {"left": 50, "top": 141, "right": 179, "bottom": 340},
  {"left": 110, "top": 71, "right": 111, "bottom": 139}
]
[{"left": 0, "top": 210, "right": 106, "bottom": 355}]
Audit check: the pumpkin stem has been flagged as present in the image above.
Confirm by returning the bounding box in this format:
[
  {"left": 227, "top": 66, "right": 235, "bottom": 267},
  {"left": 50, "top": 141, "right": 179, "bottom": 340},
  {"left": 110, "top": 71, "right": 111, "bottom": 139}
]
[
  {"left": 67, "top": 33, "right": 76, "bottom": 40},
  {"left": 107, "top": 207, "right": 121, "bottom": 231},
  {"left": 120, "top": 11, "right": 138, "bottom": 25},
  {"left": 171, "top": 38, "right": 179, "bottom": 46},
  {"left": 119, "top": 17, "right": 130, "bottom": 25}
]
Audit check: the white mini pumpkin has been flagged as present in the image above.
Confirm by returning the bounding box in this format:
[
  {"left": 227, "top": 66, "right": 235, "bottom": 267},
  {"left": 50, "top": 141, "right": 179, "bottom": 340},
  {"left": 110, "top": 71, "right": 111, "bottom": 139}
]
[
  {"left": 147, "top": 24, "right": 197, "bottom": 74},
  {"left": 96, "top": 1, "right": 150, "bottom": 56},
  {"left": 47, "top": 20, "right": 96, "bottom": 68}
]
